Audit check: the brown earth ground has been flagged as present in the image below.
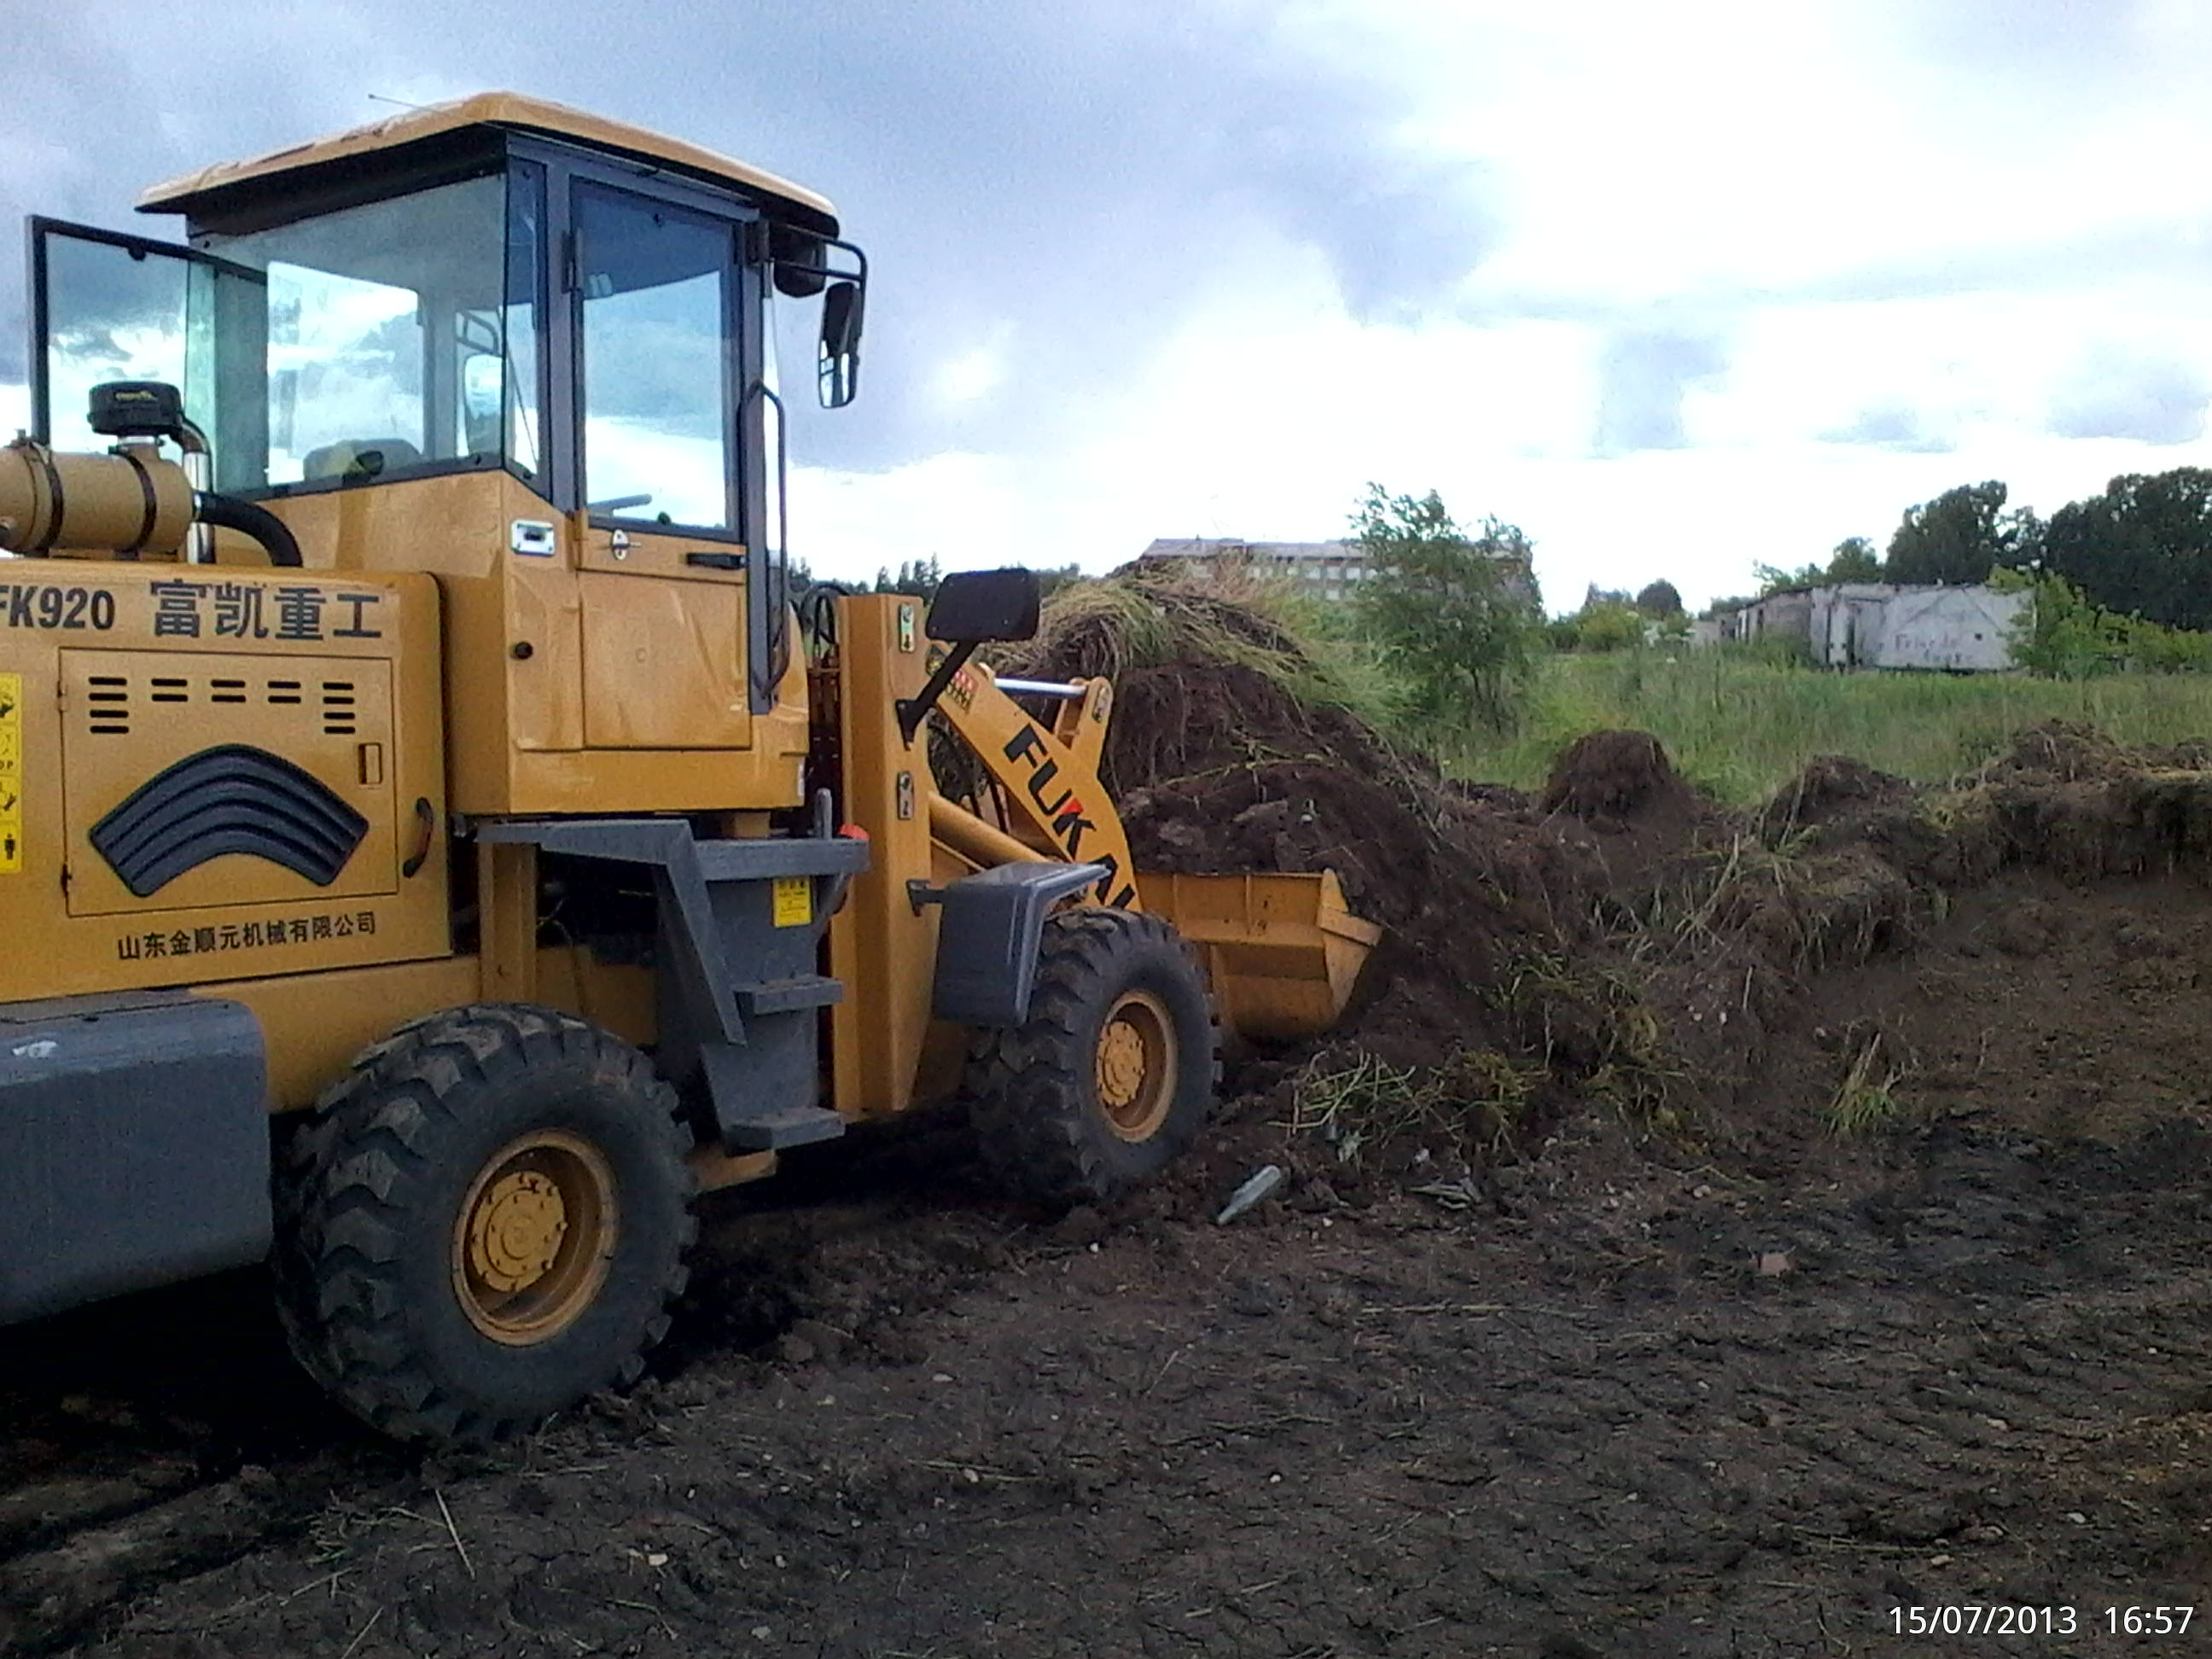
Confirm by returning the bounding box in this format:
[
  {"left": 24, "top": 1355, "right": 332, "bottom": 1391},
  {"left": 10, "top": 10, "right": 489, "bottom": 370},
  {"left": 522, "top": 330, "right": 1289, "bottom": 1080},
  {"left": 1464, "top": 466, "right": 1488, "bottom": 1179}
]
[{"left": 9, "top": 584, "right": 2212, "bottom": 1657}]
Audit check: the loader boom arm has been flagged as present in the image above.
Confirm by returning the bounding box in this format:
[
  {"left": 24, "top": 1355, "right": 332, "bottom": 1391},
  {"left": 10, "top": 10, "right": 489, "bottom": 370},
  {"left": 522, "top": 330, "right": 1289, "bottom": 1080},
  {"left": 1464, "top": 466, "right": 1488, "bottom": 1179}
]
[{"left": 930, "top": 659, "right": 1141, "bottom": 911}]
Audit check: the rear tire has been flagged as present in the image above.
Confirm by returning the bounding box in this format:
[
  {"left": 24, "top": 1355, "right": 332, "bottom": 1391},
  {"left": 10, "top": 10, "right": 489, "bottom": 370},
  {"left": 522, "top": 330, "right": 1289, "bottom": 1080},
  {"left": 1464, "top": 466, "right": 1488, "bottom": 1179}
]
[
  {"left": 271, "top": 1003, "right": 695, "bottom": 1444},
  {"left": 967, "top": 909, "right": 1219, "bottom": 1210}
]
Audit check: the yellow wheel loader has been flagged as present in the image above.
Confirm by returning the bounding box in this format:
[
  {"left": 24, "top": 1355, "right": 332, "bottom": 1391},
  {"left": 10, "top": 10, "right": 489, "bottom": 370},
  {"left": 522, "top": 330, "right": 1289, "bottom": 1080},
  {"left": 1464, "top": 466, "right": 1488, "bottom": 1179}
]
[{"left": 0, "top": 95, "right": 1379, "bottom": 1444}]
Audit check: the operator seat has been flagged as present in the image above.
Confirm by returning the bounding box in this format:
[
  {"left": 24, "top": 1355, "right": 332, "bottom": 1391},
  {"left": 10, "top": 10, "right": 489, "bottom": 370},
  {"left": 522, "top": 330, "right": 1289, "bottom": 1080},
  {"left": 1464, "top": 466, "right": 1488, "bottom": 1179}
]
[{"left": 300, "top": 437, "right": 423, "bottom": 482}]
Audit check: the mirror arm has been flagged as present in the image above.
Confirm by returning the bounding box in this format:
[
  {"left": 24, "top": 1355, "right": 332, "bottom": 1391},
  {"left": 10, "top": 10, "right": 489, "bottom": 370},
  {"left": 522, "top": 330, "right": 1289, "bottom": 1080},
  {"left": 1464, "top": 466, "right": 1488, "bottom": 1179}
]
[{"left": 896, "top": 640, "right": 979, "bottom": 746}]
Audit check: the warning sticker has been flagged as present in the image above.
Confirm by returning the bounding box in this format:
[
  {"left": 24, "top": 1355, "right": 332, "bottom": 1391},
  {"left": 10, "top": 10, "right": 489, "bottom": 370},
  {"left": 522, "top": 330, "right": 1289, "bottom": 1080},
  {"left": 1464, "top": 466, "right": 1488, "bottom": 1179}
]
[
  {"left": 771, "top": 876, "right": 812, "bottom": 928},
  {"left": 0, "top": 672, "right": 20, "bottom": 875}
]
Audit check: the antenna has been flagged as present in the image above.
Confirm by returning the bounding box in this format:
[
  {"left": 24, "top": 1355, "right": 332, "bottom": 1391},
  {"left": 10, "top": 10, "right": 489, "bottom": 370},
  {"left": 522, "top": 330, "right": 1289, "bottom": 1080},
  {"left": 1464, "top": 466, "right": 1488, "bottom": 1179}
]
[{"left": 367, "top": 92, "right": 429, "bottom": 112}]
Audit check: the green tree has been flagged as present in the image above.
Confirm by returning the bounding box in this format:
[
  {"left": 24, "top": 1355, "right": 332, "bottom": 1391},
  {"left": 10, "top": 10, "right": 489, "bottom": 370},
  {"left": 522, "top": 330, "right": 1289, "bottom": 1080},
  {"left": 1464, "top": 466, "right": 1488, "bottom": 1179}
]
[
  {"left": 1351, "top": 485, "right": 1543, "bottom": 733},
  {"left": 1575, "top": 602, "right": 1646, "bottom": 652},
  {"left": 1827, "top": 537, "right": 1882, "bottom": 582},
  {"left": 871, "top": 556, "right": 944, "bottom": 597},
  {"left": 1885, "top": 481, "right": 2035, "bottom": 585},
  {"left": 2040, "top": 468, "right": 2212, "bottom": 631},
  {"left": 1754, "top": 562, "right": 1823, "bottom": 595},
  {"left": 1633, "top": 579, "right": 1684, "bottom": 619}
]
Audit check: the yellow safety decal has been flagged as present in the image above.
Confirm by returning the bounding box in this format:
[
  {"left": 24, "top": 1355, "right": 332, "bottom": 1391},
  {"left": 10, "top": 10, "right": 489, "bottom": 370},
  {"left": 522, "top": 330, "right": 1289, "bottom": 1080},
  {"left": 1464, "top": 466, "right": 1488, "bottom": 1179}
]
[
  {"left": 0, "top": 672, "right": 20, "bottom": 875},
  {"left": 771, "top": 876, "right": 812, "bottom": 928}
]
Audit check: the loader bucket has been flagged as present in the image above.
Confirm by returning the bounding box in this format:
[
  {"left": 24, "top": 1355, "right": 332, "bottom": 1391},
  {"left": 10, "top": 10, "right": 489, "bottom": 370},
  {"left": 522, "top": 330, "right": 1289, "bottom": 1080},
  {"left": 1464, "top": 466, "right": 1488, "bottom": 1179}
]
[{"left": 1143, "top": 870, "right": 1383, "bottom": 1042}]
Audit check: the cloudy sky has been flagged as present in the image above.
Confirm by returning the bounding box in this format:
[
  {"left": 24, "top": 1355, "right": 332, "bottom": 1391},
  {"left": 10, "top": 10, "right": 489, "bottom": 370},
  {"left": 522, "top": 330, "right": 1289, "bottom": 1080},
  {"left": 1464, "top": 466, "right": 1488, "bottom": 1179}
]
[{"left": 6, "top": 0, "right": 2212, "bottom": 609}]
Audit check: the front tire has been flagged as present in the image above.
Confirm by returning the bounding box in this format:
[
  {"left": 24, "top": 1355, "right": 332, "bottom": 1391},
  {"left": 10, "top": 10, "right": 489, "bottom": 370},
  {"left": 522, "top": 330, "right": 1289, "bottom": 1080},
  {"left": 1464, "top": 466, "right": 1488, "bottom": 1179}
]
[
  {"left": 272, "top": 1003, "right": 695, "bottom": 1444},
  {"left": 967, "top": 909, "right": 1219, "bottom": 1210}
]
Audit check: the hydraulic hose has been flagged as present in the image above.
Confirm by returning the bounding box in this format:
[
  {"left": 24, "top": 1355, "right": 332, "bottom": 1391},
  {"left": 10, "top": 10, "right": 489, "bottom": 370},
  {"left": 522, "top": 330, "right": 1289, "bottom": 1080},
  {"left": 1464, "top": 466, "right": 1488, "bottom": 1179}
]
[{"left": 192, "top": 491, "right": 302, "bottom": 568}]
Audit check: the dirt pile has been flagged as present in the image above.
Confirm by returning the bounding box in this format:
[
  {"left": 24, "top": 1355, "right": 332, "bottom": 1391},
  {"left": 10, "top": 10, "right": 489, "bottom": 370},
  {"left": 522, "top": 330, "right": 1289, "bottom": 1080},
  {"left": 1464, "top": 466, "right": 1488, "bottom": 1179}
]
[
  {"left": 1747, "top": 722, "right": 2212, "bottom": 887},
  {"left": 1125, "top": 760, "right": 1615, "bottom": 1071},
  {"left": 1540, "top": 729, "right": 1691, "bottom": 824},
  {"left": 1950, "top": 719, "right": 2212, "bottom": 879},
  {"left": 1753, "top": 753, "right": 1912, "bottom": 840},
  {"left": 1004, "top": 563, "right": 1406, "bottom": 793},
  {"left": 1012, "top": 575, "right": 2212, "bottom": 1181}
]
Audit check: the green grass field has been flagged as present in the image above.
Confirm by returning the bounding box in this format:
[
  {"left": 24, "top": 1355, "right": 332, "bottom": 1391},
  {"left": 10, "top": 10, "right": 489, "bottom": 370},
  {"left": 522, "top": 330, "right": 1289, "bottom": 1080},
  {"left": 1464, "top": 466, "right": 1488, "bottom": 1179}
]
[{"left": 1453, "top": 650, "right": 2212, "bottom": 806}]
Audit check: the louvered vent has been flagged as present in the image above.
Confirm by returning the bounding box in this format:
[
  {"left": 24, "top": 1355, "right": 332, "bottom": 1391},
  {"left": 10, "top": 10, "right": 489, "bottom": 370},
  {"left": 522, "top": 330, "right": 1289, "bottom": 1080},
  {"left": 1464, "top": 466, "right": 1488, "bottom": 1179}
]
[
  {"left": 86, "top": 675, "right": 131, "bottom": 736},
  {"left": 321, "top": 681, "right": 358, "bottom": 736}
]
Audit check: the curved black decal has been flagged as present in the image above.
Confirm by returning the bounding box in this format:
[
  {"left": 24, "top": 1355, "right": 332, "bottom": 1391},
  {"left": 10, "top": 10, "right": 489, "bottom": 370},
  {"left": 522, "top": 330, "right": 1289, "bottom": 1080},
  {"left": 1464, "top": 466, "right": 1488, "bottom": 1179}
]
[{"left": 90, "top": 743, "right": 369, "bottom": 897}]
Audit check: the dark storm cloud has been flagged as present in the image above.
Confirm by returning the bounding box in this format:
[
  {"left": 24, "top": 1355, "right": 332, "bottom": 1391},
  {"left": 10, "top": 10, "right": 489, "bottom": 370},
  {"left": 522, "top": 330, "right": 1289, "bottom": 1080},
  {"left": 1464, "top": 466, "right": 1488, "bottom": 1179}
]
[
  {"left": 0, "top": 2, "right": 1498, "bottom": 469},
  {"left": 1819, "top": 405, "right": 1953, "bottom": 453},
  {"left": 0, "top": 9, "right": 382, "bottom": 386},
  {"left": 1592, "top": 328, "right": 1727, "bottom": 456},
  {"left": 2048, "top": 349, "right": 2209, "bottom": 445}
]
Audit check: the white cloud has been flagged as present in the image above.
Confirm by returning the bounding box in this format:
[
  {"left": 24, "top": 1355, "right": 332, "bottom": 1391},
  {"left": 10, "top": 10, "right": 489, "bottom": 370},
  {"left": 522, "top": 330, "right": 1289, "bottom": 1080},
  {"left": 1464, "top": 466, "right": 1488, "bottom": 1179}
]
[{"left": 6, "top": 0, "right": 2212, "bottom": 614}]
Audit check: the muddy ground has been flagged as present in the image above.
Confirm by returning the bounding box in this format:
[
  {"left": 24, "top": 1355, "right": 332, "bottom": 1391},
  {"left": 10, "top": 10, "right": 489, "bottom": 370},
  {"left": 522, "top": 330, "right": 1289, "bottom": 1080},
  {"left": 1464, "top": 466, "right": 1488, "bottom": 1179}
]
[
  {"left": 3, "top": 858, "right": 2210, "bottom": 1657},
  {"left": 10, "top": 575, "right": 2212, "bottom": 1659}
]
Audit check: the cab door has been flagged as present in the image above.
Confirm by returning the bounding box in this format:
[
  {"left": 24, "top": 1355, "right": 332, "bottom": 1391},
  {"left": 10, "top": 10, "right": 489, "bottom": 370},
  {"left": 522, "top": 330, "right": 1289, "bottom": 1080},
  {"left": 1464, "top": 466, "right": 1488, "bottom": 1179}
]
[
  {"left": 566, "top": 178, "right": 760, "bottom": 752},
  {"left": 30, "top": 218, "right": 266, "bottom": 491}
]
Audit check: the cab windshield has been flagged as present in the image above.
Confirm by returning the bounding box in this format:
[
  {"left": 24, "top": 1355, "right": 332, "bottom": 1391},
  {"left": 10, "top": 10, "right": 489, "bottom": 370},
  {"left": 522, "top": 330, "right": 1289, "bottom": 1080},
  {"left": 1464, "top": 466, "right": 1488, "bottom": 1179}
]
[
  {"left": 196, "top": 170, "right": 542, "bottom": 491},
  {"left": 38, "top": 169, "right": 544, "bottom": 498}
]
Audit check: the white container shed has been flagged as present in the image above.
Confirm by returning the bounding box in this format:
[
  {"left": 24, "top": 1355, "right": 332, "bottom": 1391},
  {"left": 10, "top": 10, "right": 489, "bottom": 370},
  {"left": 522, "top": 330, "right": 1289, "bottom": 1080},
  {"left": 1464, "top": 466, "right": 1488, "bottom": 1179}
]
[{"left": 1808, "top": 584, "right": 2026, "bottom": 672}]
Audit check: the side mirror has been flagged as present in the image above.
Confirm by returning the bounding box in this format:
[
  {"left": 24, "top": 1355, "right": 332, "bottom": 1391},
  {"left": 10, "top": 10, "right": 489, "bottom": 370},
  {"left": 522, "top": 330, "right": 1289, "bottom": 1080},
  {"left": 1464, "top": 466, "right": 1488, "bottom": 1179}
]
[
  {"left": 818, "top": 279, "right": 863, "bottom": 409},
  {"left": 927, "top": 568, "right": 1041, "bottom": 644},
  {"left": 897, "top": 568, "right": 1045, "bottom": 742}
]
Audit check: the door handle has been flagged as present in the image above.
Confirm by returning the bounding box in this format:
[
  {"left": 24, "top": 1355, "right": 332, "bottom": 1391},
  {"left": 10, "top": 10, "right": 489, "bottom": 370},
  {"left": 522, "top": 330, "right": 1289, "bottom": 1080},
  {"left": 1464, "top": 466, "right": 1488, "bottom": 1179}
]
[{"left": 402, "top": 796, "right": 436, "bottom": 878}]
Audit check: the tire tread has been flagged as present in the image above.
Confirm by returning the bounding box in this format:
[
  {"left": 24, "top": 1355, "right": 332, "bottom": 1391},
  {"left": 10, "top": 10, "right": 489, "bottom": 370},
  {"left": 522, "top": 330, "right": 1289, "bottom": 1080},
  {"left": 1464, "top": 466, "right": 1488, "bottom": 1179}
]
[{"left": 271, "top": 1002, "right": 695, "bottom": 1445}]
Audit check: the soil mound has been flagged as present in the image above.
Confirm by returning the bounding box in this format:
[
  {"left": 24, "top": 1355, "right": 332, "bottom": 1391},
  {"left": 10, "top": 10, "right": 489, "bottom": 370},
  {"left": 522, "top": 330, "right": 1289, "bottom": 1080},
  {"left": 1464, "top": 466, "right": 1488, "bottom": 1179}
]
[
  {"left": 1755, "top": 754, "right": 1912, "bottom": 840},
  {"left": 1091, "top": 658, "right": 1401, "bottom": 797},
  {"left": 1004, "top": 564, "right": 1409, "bottom": 795},
  {"left": 1007, "top": 573, "right": 2212, "bottom": 1179},
  {"left": 1540, "top": 729, "right": 1691, "bottom": 824},
  {"left": 1982, "top": 719, "right": 2201, "bottom": 782},
  {"left": 1122, "top": 760, "right": 1611, "bottom": 1068}
]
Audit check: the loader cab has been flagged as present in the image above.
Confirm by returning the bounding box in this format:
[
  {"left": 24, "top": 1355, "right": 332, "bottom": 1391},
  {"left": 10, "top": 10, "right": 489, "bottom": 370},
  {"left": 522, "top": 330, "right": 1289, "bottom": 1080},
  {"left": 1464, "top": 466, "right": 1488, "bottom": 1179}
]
[{"left": 30, "top": 93, "right": 864, "bottom": 550}]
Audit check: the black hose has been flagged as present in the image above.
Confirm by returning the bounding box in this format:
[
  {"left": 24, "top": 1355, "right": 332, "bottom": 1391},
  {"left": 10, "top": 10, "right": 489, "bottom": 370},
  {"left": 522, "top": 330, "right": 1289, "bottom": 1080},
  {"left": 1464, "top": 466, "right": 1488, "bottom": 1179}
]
[{"left": 193, "top": 491, "right": 302, "bottom": 568}]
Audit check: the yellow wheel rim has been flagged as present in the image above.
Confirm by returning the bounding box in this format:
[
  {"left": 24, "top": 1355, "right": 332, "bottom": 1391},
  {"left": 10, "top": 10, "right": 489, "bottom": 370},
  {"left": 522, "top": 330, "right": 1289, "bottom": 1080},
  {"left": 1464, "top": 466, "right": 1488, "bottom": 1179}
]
[
  {"left": 452, "top": 1130, "right": 618, "bottom": 1347},
  {"left": 1094, "top": 989, "right": 1178, "bottom": 1144}
]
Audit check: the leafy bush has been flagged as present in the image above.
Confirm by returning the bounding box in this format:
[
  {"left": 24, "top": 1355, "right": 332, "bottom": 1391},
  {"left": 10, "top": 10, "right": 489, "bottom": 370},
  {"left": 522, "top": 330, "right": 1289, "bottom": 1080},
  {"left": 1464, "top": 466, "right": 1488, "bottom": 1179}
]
[
  {"left": 1998, "top": 569, "right": 2212, "bottom": 678},
  {"left": 1573, "top": 602, "right": 1646, "bottom": 653},
  {"left": 1351, "top": 485, "right": 1545, "bottom": 735}
]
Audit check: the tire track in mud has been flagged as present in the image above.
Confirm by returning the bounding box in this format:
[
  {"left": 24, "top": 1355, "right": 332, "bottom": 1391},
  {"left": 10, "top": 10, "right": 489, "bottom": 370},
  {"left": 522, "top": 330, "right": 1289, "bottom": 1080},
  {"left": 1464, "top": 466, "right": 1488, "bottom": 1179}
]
[
  {"left": 0, "top": 1124, "right": 1018, "bottom": 1656},
  {"left": 0, "top": 1269, "right": 406, "bottom": 1655},
  {"left": 9, "top": 1121, "right": 2212, "bottom": 1656}
]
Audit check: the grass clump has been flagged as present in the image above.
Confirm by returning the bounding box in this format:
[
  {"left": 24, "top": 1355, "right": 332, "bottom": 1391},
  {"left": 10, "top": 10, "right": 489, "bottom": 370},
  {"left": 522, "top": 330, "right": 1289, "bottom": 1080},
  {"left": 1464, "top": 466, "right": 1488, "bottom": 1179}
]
[
  {"left": 1010, "top": 558, "right": 1397, "bottom": 731},
  {"left": 1289, "top": 1047, "right": 1543, "bottom": 1165},
  {"left": 1821, "top": 1035, "right": 1911, "bottom": 1138}
]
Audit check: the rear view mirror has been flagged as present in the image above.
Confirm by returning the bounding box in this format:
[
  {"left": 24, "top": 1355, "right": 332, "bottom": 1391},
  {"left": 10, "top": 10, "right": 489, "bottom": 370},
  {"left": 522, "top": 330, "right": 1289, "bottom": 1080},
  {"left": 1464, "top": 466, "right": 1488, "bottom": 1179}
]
[
  {"left": 818, "top": 279, "right": 863, "bottom": 409},
  {"left": 927, "top": 568, "right": 1041, "bottom": 643}
]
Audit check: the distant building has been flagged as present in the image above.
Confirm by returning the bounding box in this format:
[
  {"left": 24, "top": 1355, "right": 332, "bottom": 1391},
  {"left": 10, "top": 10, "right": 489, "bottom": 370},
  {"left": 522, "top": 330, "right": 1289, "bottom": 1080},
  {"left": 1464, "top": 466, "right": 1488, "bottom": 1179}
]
[
  {"left": 1707, "top": 583, "right": 2029, "bottom": 672},
  {"left": 1140, "top": 534, "right": 1536, "bottom": 605},
  {"left": 1139, "top": 538, "right": 1371, "bottom": 602}
]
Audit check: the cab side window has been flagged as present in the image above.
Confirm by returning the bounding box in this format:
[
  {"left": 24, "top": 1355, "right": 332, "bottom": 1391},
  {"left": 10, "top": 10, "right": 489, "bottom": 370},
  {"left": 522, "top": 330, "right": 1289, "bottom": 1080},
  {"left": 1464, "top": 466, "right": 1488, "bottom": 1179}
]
[{"left": 574, "top": 187, "right": 735, "bottom": 532}]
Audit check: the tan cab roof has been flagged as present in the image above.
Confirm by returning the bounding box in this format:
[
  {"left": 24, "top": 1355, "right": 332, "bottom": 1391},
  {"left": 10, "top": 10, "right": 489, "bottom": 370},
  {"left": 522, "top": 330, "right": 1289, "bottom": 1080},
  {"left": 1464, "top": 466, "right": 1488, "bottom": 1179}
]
[{"left": 137, "top": 91, "right": 836, "bottom": 226}]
